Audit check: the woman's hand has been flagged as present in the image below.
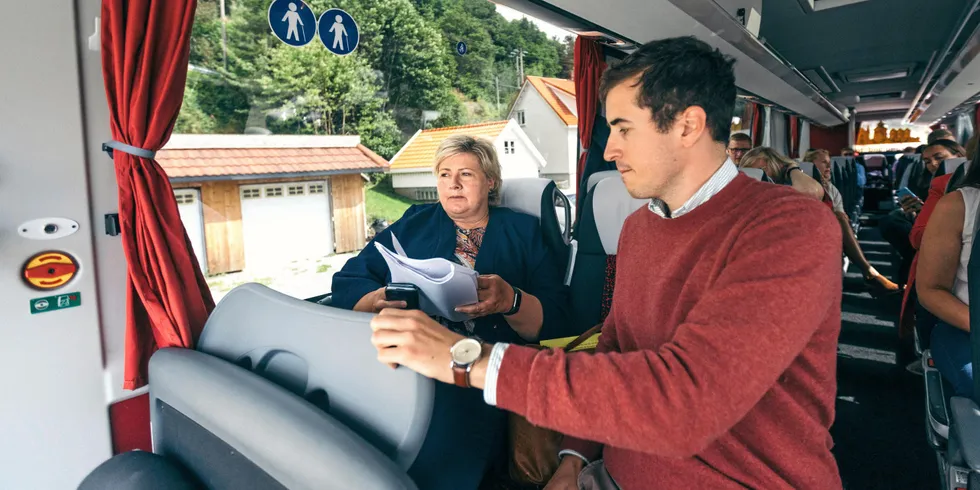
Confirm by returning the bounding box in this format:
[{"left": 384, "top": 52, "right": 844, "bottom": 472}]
[
  {"left": 353, "top": 286, "right": 407, "bottom": 314},
  {"left": 455, "top": 274, "right": 515, "bottom": 318},
  {"left": 900, "top": 195, "right": 924, "bottom": 214}
]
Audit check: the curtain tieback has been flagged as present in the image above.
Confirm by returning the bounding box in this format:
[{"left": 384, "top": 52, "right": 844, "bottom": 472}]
[{"left": 102, "top": 140, "right": 157, "bottom": 159}]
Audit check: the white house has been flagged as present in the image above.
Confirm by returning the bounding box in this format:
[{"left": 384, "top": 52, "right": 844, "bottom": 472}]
[
  {"left": 508, "top": 76, "right": 578, "bottom": 190},
  {"left": 388, "top": 120, "right": 546, "bottom": 201}
]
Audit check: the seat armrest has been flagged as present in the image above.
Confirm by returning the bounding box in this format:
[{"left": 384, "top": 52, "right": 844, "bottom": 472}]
[{"left": 948, "top": 396, "right": 980, "bottom": 471}]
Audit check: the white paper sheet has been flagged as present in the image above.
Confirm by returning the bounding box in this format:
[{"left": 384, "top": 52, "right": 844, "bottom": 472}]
[{"left": 375, "top": 233, "right": 479, "bottom": 322}]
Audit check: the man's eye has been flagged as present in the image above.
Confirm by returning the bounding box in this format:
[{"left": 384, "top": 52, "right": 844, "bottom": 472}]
[{"left": 620, "top": 128, "right": 630, "bottom": 135}]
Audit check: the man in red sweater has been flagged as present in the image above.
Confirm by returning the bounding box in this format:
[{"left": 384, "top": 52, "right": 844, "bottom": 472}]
[{"left": 369, "top": 36, "right": 844, "bottom": 489}]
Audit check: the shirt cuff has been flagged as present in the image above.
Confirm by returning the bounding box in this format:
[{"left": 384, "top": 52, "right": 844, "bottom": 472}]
[
  {"left": 482, "top": 343, "right": 510, "bottom": 406},
  {"left": 558, "top": 449, "right": 590, "bottom": 465}
]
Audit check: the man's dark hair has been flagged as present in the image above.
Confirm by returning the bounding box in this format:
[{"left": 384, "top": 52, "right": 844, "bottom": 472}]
[
  {"left": 599, "top": 36, "right": 736, "bottom": 143},
  {"left": 729, "top": 133, "right": 752, "bottom": 144},
  {"left": 925, "top": 139, "right": 966, "bottom": 158},
  {"left": 903, "top": 146, "right": 916, "bottom": 153},
  {"left": 927, "top": 128, "right": 955, "bottom": 145}
]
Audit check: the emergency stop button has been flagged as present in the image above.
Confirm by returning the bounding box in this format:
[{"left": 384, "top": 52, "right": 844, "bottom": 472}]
[{"left": 22, "top": 251, "right": 78, "bottom": 291}]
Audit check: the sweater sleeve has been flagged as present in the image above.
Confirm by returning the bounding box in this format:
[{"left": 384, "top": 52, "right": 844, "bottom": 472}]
[
  {"left": 557, "top": 306, "right": 621, "bottom": 461},
  {"left": 910, "top": 176, "right": 949, "bottom": 250},
  {"left": 494, "top": 198, "right": 842, "bottom": 458}
]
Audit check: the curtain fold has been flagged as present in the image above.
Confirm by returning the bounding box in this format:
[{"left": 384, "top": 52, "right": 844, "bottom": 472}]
[
  {"left": 789, "top": 115, "right": 800, "bottom": 158},
  {"left": 751, "top": 103, "right": 763, "bottom": 147},
  {"left": 574, "top": 37, "right": 606, "bottom": 203},
  {"left": 102, "top": 0, "right": 214, "bottom": 389}
]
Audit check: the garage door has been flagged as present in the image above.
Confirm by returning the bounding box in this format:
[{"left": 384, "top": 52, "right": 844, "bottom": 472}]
[
  {"left": 240, "top": 181, "right": 334, "bottom": 270},
  {"left": 175, "top": 189, "right": 207, "bottom": 274}
]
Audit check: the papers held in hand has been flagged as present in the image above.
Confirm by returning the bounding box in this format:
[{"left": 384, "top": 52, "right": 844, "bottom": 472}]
[{"left": 375, "top": 233, "right": 479, "bottom": 322}]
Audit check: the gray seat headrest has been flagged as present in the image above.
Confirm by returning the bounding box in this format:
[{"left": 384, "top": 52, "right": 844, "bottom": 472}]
[
  {"left": 799, "top": 161, "right": 816, "bottom": 178},
  {"left": 587, "top": 170, "right": 619, "bottom": 193},
  {"left": 197, "top": 284, "right": 434, "bottom": 470},
  {"left": 591, "top": 176, "right": 647, "bottom": 254},
  {"left": 499, "top": 178, "right": 551, "bottom": 219},
  {"left": 941, "top": 157, "right": 969, "bottom": 176},
  {"left": 739, "top": 168, "right": 766, "bottom": 181}
]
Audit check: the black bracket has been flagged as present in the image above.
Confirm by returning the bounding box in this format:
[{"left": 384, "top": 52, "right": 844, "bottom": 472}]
[
  {"left": 104, "top": 213, "right": 120, "bottom": 236},
  {"left": 101, "top": 142, "right": 114, "bottom": 159}
]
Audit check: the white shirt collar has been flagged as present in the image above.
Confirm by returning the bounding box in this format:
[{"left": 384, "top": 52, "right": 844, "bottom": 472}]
[{"left": 648, "top": 158, "right": 739, "bottom": 219}]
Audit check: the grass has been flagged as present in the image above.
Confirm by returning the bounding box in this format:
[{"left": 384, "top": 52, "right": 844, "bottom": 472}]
[
  {"left": 316, "top": 264, "right": 330, "bottom": 273},
  {"left": 366, "top": 177, "right": 420, "bottom": 223}
]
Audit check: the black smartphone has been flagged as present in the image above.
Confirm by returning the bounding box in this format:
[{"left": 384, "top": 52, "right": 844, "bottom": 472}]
[{"left": 385, "top": 283, "right": 420, "bottom": 310}]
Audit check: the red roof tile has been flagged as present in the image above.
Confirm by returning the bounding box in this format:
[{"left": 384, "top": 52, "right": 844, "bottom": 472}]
[{"left": 157, "top": 145, "right": 388, "bottom": 179}]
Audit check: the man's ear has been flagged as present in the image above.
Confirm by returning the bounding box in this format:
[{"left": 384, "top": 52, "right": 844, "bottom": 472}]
[{"left": 678, "top": 106, "right": 708, "bottom": 148}]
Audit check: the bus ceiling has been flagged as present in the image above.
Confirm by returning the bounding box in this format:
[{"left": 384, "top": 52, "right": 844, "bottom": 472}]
[{"left": 494, "top": 0, "right": 980, "bottom": 127}]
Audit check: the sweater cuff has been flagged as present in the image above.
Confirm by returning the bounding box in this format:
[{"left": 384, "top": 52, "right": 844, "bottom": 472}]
[{"left": 493, "top": 344, "right": 538, "bottom": 415}]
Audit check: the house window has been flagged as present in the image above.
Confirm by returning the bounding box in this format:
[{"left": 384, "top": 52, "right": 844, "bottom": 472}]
[
  {"left": 517, "top": 110, "right": 526, "bottom": 126},
  {"left": 504, "top": 141, "right": 516, "bottom": 155},
  {"left": 287, "top": 185, "right": 305, "bottom": 196},
  {"left": 415, "top": 188, "right": 439, "bottom": 201},
  {"left": 309, "top": 184, "right": 325, "bottom": 194},
  {"left": 242, "top": 188, "right": 261, "bottom": 199},
  {"left": 265, "top": 186, "right": 284, "bottom": 197},
  {"left": 174, "top": 193, "right": 195, "bottom": 205}
]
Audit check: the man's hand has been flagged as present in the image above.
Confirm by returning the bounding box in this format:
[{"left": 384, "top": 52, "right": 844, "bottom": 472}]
[
  {"left": 353, "top": 287, "right": 407, "bottom": 314},
  {"left": 369, "top": 309, "right": 466, "bottom": 384},
  {"left": 543, "top": 456, "right": 584, "bottom": 490},
  {"left": 455, "top": 274, "right": 515, "bottom": 318},
  {"left": 899, "top": 195, "right": 923, "bottom": 214}
]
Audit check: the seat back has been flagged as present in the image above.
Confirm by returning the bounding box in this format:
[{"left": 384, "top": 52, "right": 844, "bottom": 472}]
[
  {"left": 937, "top": 157, "right": 969, "bottom": 178},
  {"left": 738, "top": 167, "right": 767, "bottom": 182},
  {"left": 148, "top": 348, "right": 418, "bottom": 490},
  {"left": 947, "top": 159, "right": 973, "bottom": 192},
  {"left": 799, "top": 161, "right": 818, "bottom": 180},
  {"left": 586, "top": 170, "right": 619, "bottom": 194},
  {"left": 900, "top": 157, "right": 925, "bottom": 190},
  {"left": 568, "top": 175, "right": 646, "bottom": 332},
  {"left": 864, "top": 154, "right": 886, "bottom": 170},
  {"left": 499, "top": 178, "right": 572, "bottom": 263},
  {"left": 197, "top": 285, "right": 434, "bottom": 470}
]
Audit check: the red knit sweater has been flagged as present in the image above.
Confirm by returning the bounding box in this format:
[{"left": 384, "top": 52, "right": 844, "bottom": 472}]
[{"left": 495, "top": 174, "right": 844, "bottom": 489}]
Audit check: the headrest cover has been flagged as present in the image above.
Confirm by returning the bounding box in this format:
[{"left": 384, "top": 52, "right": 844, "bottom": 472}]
[
  {"left": 587, "top": 170, "right": 619, "bottom": 193},
  {"left": 592, "top": 176, "right": 647, "bottom": 254},
  {"left": 739, "top": 168, "right": 766, "bottom": 181},
  {"left": 499, "top": 178, "right": 551, "bottom": 219}
]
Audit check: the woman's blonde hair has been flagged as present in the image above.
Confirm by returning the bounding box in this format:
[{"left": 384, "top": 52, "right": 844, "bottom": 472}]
[
  {"left": 433, "top": 134, "right": 503, "bottom": 204},
  {"left": 803, "top": 148, "right": 830, "bottom": 163},
  {"left": 738, "top": 147, "right": 796, "bottom": 180}
]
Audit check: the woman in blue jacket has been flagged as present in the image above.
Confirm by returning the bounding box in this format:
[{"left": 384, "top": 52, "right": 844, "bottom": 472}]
[
  {"left": 331, "top": 134, "right": 572, "bottom": 489},
  {"left": 332, "top": 134, "right": 571, "bottom": 345}
]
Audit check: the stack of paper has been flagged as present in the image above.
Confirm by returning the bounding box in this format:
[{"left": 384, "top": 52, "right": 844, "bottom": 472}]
[{"left": 375, "top": 234, "right": 479, "bottom": 322}]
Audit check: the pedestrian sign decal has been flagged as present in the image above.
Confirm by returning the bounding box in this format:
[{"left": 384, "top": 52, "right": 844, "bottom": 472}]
[
  {"left": 268, "top": 0, "right": 317, "bottom": 47},
  {"left": 30, "top": 292, "right": 81, "bottom": 315},
  {"left": 456, "top": 41, "right": 467, "bottom": 56},
  {"left": 319, "top": 9, "right": 359, "bottom": 55}
]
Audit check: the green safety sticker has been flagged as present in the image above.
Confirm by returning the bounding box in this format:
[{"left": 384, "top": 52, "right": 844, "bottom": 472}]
[{"left": 30, "top": 292, "right": 81, "bottom": 314}]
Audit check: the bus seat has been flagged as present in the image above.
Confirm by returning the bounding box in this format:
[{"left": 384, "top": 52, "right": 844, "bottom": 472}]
[
  {"left": 895, "top": 154, "right": 921, "bottom": 187},
  {"left": 197, "top": 284, "right": 433, "bottom": 470},
  {"left": 79, "top": 450, "right": 199, "bottom": 490},
  {"left": 922, "top": 349, "right": 953, "bottom": 446},
  {"left": 568, "top": 174, "right": 646, "bottom": 332},
  {"left": 499, "top": 178, "right": 572, "bottom": 263},
  {"left": 946, "top": 159, "right": 973, "bottom": 192},
  {"left": 799, "top": 161, "right": 818, "bottom": 180},
  {"left": 586, "top": 170, "right": 619, "bottom": 194},
  {"left": 899, "top": 158, "right": 925, "bottom": 190},
  {"left": 738, "top": 167, "right": 766, "bottom": 181},
  {"left": 863, "top": 154, "right": 886, "bottom": 170},
  {"left": 936, "top": 157, "right": 968, "bottom": 178},
  {"left": 149, "top": 348, "right": 418, "bottom": 490}
]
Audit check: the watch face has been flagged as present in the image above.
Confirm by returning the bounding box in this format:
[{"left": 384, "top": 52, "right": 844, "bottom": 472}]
[{"left": 451, "top": 338, "right": 482, "bottom": 365}]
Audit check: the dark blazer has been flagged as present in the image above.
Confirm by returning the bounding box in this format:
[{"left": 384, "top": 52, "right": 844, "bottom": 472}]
[{"left": 332, "top": 203, "right": 572, "bottom": 343}]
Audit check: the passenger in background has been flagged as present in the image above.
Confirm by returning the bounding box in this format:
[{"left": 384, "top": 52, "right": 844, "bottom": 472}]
[
  {"left": 898, "top": 139, "right": 971, "bottom": 373},
  {"left": 881, "top": 140, "right": 966, "bottom": 286},
  {"left": 738, "top": 147, "right": 823, "bottom": 200},
  {"left": 928, "top": 128, "right": 956, "bottom": 145},
  {"left": 805, "top": 149, "right": 901, "bottom": 295},
  {"left": 726, "top": 132, "right": 753, "bottom": 165},
  {"left": 916, "top": 147, "right": 980, "bottom": 397}
]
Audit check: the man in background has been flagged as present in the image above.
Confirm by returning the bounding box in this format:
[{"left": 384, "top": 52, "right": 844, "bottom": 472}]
[{"left": 727, "top": 132, "right": 753, "bottom": 165}]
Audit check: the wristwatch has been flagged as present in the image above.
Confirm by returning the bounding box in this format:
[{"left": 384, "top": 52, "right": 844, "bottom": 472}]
[
  {"left": 450, "top": 338, "right": 483, "bottom": 388},
  {"left": 504, "top": 286, "right": 523, "bottom": 316}
]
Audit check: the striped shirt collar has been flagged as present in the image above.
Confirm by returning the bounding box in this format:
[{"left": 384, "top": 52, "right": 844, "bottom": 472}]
[{"left": 648, "top": 158, "right": 739, "bottom": 218}]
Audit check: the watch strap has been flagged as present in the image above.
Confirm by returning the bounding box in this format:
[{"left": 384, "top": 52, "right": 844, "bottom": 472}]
[
  {"left": 452, "top": 362, "right": 471, "bottom": 388},
  {"left": 504, "top": 286, "right": 522, "bottom": 316}
]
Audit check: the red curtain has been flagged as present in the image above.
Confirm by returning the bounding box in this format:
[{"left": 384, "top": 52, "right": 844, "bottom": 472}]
[
  {"left": 975, "top": 103, "right": 980, "bottom": 131},
  {"left": 574, "top": 37, "right": 606, "bottom": 197},
  {"left": 789, "top": 115, "right": 799, "bottom": 158},
  {"left": 751, "top": 103, "right": 763, "bottom": 147},
  {"left": 102, "top": 0, "right": 214, "bottom": 389},
  {"left": 809, "top": 124, "right": 850, "bottom": 153}
]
